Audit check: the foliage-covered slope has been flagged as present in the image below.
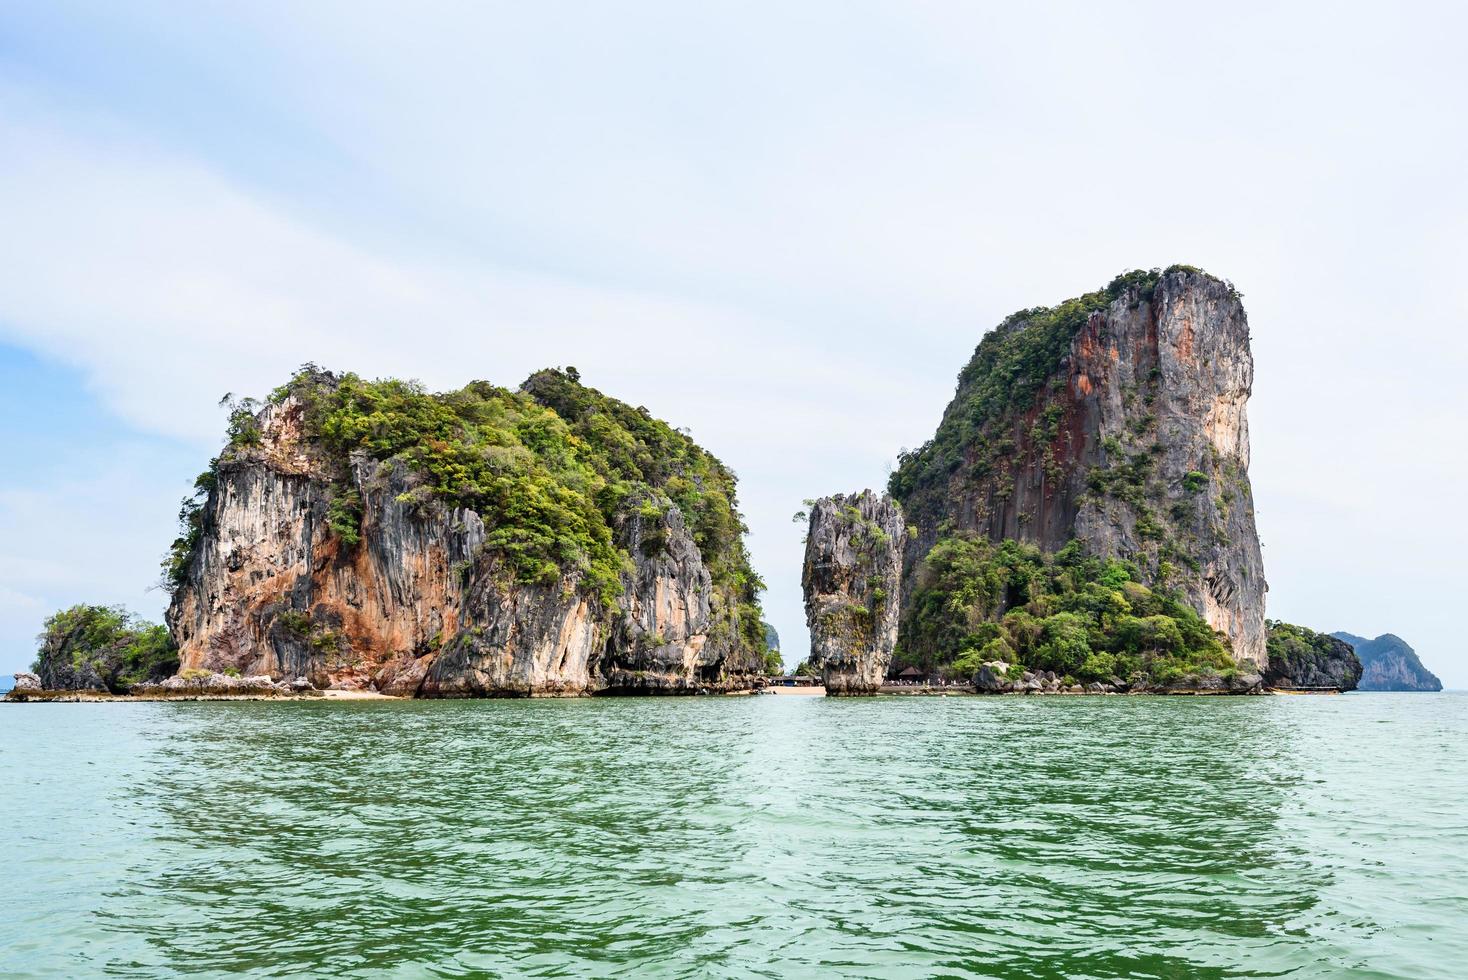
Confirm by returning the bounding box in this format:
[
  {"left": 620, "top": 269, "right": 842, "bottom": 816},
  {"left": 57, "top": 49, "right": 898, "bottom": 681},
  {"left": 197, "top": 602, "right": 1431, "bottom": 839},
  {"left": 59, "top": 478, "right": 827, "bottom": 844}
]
[
  {"left": 898, "top": 536, "right": 1235, "bottom": 686},
  {"left": 31, "top": 604, "right": 178, "bottom": 693},
  {"left": 1264, "top": 621, "right": 1361, "bottom": 690}
]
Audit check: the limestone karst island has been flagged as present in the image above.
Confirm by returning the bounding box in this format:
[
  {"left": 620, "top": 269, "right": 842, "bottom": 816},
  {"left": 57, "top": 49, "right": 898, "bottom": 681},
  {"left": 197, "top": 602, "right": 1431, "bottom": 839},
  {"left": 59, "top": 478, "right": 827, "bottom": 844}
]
[
  {"left": 7, "top": 9, "right": 1464, "bottom": 976},
  {"left": 9, "top": 266, "right": 1423, "bottom": 702}
]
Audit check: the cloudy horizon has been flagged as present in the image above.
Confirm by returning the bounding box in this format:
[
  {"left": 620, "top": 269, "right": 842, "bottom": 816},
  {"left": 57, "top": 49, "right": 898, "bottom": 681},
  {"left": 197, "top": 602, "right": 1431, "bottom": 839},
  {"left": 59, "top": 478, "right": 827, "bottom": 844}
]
[{"left": 2, "top": 1, "right": 1465, "bottom": 685}]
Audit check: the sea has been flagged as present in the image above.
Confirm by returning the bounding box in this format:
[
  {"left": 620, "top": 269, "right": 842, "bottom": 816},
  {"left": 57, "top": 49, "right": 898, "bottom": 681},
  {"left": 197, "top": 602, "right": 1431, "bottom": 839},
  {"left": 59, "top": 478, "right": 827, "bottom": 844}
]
[{"left": 1, "top": 693, "right": 1464, "bottom": 978}]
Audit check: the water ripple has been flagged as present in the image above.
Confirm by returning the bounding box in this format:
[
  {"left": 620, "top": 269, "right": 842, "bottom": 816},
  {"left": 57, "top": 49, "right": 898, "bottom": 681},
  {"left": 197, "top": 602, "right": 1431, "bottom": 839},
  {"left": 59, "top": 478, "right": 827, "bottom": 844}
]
[{"left": 1, "top": 694, "right": 1465, "bottom": 977}]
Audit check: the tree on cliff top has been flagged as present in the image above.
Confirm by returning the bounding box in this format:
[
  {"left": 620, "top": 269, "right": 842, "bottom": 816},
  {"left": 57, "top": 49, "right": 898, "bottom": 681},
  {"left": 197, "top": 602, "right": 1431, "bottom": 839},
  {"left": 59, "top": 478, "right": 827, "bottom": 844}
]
[{"left": 32, "top": 604, "right": 178, "bottom": 694}]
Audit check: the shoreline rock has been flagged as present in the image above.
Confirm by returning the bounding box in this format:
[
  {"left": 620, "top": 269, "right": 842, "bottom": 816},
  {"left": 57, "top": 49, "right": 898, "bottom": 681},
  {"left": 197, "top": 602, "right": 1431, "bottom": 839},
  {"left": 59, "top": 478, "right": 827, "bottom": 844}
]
[{"left": 130, "top": 671, "right": 322, "bottom": 698}]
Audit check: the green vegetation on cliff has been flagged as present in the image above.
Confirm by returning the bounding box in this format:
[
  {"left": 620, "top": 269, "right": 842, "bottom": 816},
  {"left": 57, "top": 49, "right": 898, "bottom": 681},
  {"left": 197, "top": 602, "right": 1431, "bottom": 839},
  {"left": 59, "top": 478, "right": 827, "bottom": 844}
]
[
  {"left": 520, "top": 368, "right": 762, "bottom": 640},
  {"left": 897, "top": 536, "right": 1234, "bottom": 684},
  {"left": 1264, "top": 621, "right": 1361, "bottom": 690},
  {"left": 32, "top": 604, "right": 178, "bottom": 693},
  {"left": 273, "top": 367, "right": 629, "bottom": 605},
  {"left": 1266, "top": 621, "right": 1342, "bottom": 669},
  {"left": 171, "top": 365, "right": 764, "bottom": 651},
  {"left": 162, "top": 469, "right": 216, "bottom": 590},
  {"left": 889, "top": 269, "right": 1167, "bottom": 516}
]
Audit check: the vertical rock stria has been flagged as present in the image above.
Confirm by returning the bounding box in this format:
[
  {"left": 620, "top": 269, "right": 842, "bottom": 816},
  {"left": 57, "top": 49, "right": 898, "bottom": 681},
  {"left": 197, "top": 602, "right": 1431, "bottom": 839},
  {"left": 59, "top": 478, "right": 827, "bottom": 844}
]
[{"left": 802, "top": 491, "right": 907, "bottom": 694}]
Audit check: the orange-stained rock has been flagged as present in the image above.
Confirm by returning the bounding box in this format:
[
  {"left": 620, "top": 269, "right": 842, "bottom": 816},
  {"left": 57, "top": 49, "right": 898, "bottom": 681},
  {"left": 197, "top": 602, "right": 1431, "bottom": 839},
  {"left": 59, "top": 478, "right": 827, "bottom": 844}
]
[{"left": 166, "top": 399, "right": 762, "bottom": 696}]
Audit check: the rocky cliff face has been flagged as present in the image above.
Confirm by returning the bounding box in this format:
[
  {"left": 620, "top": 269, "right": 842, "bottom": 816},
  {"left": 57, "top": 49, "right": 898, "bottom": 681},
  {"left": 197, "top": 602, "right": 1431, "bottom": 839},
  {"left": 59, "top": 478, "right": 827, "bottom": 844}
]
[
  {"left": 166, "top": 369, "right": 765, "bottom": 696},
  {"left": 1332, "top": 632, "right": 1442, "bottom": 691},
  {"left": 1265, "top": 622, "right": 1361, "bottom": 691},
  {"left": 801, "top": 491, "right": 907, "bottom": 694},
  {"left": 890, "top": 267, "right": 1267, "bottom": 672}
]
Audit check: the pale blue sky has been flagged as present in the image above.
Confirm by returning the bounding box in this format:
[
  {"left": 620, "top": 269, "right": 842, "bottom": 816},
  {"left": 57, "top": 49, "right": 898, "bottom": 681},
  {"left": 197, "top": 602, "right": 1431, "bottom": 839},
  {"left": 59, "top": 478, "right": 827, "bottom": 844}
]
[{"left": 1, "top": 2, "right": 1465, "bottom": 684}]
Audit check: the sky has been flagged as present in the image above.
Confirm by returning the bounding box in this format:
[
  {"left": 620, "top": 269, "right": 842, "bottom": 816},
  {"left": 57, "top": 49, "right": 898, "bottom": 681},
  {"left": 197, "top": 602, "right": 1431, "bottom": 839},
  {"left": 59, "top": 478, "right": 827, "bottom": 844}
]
[{"left": 1, "top": 1, "right": 1465, "bottom": 685}]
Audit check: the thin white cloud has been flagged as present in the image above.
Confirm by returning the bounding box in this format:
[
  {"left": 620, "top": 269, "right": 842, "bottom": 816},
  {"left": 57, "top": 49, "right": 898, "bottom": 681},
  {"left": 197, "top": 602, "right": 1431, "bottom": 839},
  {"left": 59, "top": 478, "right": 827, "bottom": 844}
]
[
  {"left": 0, "top": 99, "right": 925, "bottom": 673},
  {"left": 1, "top": 2, "right": 1466, "bottom": 681},
  {"left": 0, "top": 444, "right": 185, "bottom": 664}
]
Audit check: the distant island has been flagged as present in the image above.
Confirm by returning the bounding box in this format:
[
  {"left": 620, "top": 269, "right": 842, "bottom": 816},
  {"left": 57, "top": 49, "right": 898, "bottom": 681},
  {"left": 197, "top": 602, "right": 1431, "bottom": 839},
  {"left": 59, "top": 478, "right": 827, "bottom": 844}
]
[{"left": 1331, "top": 632, "right": 1442, "bottom": 691}]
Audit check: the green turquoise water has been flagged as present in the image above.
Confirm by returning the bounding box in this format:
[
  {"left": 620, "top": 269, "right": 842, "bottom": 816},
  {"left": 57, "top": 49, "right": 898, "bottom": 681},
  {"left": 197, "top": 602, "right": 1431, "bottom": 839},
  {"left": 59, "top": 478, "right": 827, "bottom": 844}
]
[{"left": 1, "top": 693, "right": 1464, "bottom": 978}]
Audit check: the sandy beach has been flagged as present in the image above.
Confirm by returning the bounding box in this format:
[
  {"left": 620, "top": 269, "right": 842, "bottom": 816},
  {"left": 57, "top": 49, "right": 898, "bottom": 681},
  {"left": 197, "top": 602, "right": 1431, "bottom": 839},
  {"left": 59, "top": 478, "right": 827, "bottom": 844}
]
[{"left": 322, "top": 689, "right": 403, "bottom": 701}]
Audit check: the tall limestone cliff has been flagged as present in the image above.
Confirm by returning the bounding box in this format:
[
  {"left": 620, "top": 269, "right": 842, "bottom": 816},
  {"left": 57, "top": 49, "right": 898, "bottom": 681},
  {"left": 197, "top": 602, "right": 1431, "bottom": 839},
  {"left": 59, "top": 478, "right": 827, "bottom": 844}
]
[
  {"left": 889, "top": 267, "right": 1268, "bottom": 684},
  {"left": 164, "top": 367, "right": 766, "bottom": 696},
  {"left": 801, "top": 491, "right": 907, "bottom": 694}
]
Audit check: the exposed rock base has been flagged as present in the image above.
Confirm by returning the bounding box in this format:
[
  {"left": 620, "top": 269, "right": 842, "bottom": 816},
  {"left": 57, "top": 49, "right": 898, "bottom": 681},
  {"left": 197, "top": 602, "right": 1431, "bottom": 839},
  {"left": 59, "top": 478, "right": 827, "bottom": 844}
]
[{"left": 132, "top": 672, "right": 322, "bottom": 698}]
